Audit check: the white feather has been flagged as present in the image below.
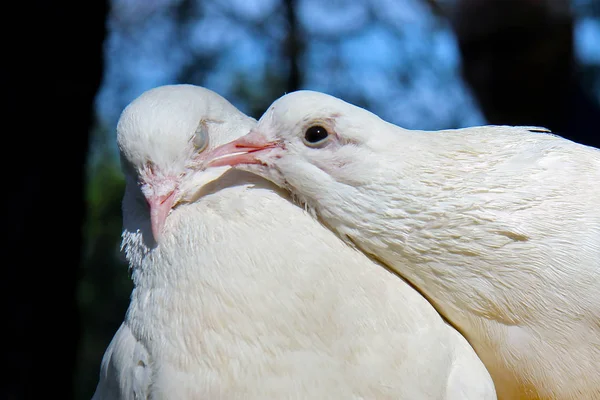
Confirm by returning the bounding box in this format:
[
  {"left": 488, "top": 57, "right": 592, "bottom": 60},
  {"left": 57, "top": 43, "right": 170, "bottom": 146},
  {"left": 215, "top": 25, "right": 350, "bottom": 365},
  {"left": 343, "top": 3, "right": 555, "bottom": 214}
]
[
  {"left": 230, "top": 90, "right": 600, "bottom": 400},
  {"left": 92, "top": 85, "right": 496, "bottom": 399}
]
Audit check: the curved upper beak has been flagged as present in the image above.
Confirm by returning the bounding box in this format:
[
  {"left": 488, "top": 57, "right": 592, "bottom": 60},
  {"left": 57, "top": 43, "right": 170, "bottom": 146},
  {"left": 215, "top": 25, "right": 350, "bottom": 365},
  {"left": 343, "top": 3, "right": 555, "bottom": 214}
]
[
  {"left": 143, "top": 186, "right": 178, "bottom": 242},
  {"left": 202, "top": 130, "right": 281, "bottom": 168}
]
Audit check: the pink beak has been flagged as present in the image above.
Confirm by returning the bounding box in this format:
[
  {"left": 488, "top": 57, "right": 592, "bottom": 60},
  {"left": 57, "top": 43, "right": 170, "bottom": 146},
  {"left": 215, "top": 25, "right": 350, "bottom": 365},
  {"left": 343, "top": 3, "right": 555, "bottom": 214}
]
[
  {"left": 204, "top": 130, "right": 281, "bottom": 168},
  {"left": 145, "top": 189, "right": 177, "bottom": 241}
]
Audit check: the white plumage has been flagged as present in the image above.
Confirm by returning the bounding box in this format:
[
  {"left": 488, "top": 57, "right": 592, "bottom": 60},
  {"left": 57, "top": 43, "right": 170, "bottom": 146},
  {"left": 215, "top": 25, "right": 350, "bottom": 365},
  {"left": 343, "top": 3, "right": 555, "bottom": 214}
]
[
  {"left": 205, "top": 90, "right": 600, "bottom": 400},
  {"left": 93, "top": 85, "right": 496, "bottom": 399}
]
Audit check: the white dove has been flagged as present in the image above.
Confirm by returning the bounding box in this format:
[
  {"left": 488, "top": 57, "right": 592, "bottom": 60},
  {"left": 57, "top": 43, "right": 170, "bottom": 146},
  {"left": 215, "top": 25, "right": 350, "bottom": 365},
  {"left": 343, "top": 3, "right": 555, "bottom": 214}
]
[
  {"left": 92, "top": 85, "right": 496, "bottom": 399},
  {"left": 204, "top": 90, "right": 600, "bottom": 400}
]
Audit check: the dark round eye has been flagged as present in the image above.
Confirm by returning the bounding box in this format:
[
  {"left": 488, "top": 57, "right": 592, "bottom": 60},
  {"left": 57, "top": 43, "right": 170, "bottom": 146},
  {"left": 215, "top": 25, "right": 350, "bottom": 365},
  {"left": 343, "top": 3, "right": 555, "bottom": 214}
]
[{"left": 303, "top": 125, "right": 330, "bottom": 146}]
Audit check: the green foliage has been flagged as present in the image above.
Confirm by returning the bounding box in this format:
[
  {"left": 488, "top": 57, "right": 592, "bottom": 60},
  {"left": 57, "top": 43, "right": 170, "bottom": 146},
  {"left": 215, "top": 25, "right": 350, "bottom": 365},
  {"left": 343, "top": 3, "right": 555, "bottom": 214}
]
[{"left": 76, "top": 123, "right": 132, "bottom": 399}]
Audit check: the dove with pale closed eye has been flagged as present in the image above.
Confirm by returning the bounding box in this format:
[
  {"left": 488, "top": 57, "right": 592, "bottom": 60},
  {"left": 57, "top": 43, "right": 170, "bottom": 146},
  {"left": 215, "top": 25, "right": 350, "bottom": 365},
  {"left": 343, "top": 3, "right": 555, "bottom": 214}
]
[
  {"left": 92, "top": 85, "right": 496, "bottom": 399},
  {"left": 204, "top": 89, "right": 600, "bottom": 400}
]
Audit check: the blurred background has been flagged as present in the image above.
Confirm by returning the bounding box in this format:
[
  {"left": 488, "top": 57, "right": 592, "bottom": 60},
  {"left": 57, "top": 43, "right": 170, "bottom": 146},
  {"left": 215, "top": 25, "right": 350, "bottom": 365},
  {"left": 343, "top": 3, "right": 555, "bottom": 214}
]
[{"left": 4, "top": 0, "right": 599, "bottom": 399}]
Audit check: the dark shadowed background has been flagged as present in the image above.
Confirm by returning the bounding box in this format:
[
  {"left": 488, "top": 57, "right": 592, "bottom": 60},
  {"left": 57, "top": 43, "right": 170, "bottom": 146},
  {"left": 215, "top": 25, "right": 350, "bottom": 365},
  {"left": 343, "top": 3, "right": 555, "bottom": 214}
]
[{"left": 4, "top": 0, "right": 598, "bottom": 399}]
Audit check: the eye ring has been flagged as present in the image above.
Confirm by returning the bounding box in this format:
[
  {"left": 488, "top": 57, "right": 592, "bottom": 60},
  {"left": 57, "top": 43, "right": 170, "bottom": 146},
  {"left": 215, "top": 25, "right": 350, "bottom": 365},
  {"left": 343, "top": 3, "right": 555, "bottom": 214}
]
[
  {"left": 303, "top": 125, "right": 330, "bottom": 147},
  {"left": 193, "top": 120, "right": 209, "bottom": 152}
]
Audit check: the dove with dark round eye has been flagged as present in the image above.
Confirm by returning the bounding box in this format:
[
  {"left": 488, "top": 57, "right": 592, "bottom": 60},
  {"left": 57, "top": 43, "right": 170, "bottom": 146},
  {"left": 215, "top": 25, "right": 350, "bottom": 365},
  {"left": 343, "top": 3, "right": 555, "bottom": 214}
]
[
  {"left": 202, "top": 89, "right": 600, "bottom": 400},
  {"left": 303, "top": 125, "right": 330, "bottom": 147},
  {"left": 193, "top": 121, "right": 209, "bottom": 152}
]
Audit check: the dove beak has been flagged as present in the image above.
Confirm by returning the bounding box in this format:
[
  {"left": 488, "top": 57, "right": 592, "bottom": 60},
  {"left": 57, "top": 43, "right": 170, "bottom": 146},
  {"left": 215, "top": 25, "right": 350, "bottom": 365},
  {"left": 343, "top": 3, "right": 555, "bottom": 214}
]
[
  {"left": 203, "top": 130, "right": 281, "bottom": 168},
  {"left": 142, "top": 183, "right": 179, "bottom": 242}
]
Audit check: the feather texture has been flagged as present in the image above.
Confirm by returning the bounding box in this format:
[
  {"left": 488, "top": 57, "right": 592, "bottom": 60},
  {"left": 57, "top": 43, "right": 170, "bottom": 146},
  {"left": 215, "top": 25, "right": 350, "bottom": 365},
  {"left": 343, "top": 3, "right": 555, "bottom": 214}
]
[
  {"left": 209, "top": 90, "right": 600, "bottom": 399},
  {"left": 92, "top": 85, "right": 496, "bottom": 399}
]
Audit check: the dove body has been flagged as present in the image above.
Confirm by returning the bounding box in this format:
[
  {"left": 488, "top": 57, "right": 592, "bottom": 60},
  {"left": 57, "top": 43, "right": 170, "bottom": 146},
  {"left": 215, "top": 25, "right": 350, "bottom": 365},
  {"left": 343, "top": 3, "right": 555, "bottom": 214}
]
[
  {"left": 93, "top": 86, "right": 496, "bottom": 400},
  {"left": 207, "top": 90, "right": 600, "bottom": 400}
]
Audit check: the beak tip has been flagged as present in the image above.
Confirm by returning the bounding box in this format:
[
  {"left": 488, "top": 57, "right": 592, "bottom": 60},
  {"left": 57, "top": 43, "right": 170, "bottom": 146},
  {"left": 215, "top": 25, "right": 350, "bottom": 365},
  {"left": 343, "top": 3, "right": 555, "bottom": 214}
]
[
  {"left": 204, "top": 132, "right": 279, "bottom": 168},
  {"left": 151, "top": 222, "right": 163, "bottom": 242}
]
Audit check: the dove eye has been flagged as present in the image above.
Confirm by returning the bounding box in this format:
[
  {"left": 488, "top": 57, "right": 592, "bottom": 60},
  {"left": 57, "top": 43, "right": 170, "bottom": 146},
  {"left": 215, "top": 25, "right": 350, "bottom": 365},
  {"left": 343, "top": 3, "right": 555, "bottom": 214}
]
[
  {"left": 303, "top": 125, "right": 330, "bottom": 147},
  {"left": 193, "top": 121, "right": 209, "bottom": 152}
]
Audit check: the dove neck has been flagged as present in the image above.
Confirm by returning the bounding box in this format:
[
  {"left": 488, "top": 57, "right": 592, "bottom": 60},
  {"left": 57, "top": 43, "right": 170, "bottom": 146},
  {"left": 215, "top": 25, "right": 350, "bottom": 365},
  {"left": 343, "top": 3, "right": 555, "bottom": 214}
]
[{"left": 305, "top": 164, "right": 530, "bottom": 331}]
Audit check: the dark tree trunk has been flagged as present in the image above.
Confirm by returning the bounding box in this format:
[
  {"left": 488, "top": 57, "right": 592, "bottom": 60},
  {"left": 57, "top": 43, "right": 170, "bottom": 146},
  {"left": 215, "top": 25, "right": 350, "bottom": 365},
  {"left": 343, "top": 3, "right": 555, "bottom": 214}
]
[
  {"left": 2, "top": 1, "right": 108, "bottom": 398},
  {"left": 449, "top": 0, "right": 600, "bottom": 148},
  {"left": 283, "top": 0, "right": 302, "bottom": 92}
]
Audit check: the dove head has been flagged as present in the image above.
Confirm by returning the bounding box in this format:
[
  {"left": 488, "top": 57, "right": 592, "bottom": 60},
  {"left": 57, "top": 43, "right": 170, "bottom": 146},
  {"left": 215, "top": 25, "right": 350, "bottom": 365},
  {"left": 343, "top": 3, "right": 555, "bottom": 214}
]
[
  {"left": 117, "top": 84, "right": 255, "bottom": 244},
  {"left": 204, "top": 90, "right": 398, "bottom": 198}
]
